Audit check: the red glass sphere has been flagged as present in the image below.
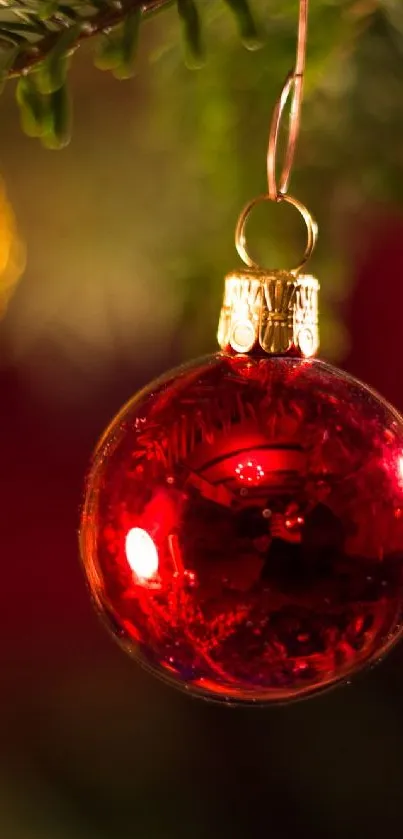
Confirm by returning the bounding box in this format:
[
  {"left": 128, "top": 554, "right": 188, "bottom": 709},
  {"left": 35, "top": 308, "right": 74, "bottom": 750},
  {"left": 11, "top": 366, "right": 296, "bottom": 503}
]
[{"left": 80, "top": 354, "right": 403, "bottom": 703}]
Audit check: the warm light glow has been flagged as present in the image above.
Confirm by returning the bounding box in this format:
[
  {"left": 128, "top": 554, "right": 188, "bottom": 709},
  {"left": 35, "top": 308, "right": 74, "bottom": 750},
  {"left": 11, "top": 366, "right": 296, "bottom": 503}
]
[
  {"left": 235, "top": 459, "right": 265, "bottom": 485},
  {"left": 0, "top": 181, "right": 25, "bottom": 319},
  {"left": 125, "top": 527, "right": 159, "bottom": 580},
  {"left": 297, "top": 327, "right": 316, "bottom": 358},
  {"left": 231, "top": 318, "right": 256, "bottom": 353},
  {"left": 398, "top": 456, "right": 403, "bottom": 483}
]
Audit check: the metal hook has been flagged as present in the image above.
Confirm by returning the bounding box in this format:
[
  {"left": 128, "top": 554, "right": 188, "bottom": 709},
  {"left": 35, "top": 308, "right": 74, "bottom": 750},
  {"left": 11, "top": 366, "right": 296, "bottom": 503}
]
[{"left": 266, "top": 0, "right": 308, "bottom": 200}]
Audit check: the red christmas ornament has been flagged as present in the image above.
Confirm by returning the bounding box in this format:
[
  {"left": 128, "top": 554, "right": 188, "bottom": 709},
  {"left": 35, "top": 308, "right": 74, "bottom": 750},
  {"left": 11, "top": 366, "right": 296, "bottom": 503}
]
[
  {"left": 80, "top": 353, "right": 403, "bottom": 703},
  {"left": 80, "top": 0, "right": 403, "bottom": 702}
]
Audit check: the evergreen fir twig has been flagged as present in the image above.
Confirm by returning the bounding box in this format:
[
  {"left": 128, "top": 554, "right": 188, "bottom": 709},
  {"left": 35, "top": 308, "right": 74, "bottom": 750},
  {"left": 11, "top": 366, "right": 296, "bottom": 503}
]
[
  {"left": 0, "top": 0, "right": 260, "bottom": 146},
  {"left": 1, "top": 0, "right": 173, "bottom": 78}
]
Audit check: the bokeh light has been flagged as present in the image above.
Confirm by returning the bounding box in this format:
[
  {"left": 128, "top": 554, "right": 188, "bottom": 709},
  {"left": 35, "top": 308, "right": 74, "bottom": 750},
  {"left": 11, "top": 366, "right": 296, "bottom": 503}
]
[
  {"left": 125, "top": 527, "right": 159, "bottom": 581},
  {"left": 0, "top": 179, "right": 25, "bottom": 319}
]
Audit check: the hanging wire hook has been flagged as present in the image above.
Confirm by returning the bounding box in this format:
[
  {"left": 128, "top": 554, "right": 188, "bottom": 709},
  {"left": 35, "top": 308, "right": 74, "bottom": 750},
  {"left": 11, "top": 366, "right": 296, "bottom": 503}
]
[
  {"left": 234, "top": 0, "right": 316, "bottom": 272},
  {"left": 266, "top": 0, "right": 308, "bottom": 200}
]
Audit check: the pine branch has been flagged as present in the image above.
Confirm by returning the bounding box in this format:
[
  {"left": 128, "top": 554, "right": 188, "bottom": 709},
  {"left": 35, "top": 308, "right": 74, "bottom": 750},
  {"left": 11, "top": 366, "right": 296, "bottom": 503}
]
[
  {"left": 1, "top": 0, "right": 174, "bottom": 77},
  {"left": 0, "top": 0, "right": 260, "bottom": 147}
]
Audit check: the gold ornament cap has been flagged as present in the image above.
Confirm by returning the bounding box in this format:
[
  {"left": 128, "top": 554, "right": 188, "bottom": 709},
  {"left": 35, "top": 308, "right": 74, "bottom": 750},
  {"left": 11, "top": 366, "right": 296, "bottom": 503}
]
[{"left": 217, "top": 269, "right": 319, "bottom": 357}]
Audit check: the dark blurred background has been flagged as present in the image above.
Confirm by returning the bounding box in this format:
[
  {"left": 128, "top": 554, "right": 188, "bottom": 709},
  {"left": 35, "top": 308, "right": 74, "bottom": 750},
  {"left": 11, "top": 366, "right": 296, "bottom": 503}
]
[{"left": 2, "top": 2, "right": 403, "bottom": 837}]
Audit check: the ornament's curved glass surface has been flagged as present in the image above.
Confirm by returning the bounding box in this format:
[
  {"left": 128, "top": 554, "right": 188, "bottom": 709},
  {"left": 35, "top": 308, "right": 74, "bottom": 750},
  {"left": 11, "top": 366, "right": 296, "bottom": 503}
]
[{"left": 80, "top": 354, "right": 403, "bottom": 703}]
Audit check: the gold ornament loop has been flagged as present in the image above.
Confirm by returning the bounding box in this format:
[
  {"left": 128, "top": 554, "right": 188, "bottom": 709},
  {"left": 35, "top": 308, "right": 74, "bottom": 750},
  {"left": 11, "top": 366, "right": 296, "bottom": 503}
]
[{"left": 235, "top": 192, "right": 318, "bottom": 276}]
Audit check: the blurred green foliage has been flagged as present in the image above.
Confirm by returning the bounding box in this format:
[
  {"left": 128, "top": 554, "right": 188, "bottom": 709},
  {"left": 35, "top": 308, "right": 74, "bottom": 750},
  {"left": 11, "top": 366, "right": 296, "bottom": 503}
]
[{"left": 0, "top": 0, "right": 399, "bottom": 155}]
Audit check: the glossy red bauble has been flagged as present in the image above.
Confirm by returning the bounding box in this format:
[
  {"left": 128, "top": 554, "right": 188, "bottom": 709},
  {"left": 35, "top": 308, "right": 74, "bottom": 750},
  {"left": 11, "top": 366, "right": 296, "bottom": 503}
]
[{"left": 80, "top": 354, "right": 403, "bottom": 703}]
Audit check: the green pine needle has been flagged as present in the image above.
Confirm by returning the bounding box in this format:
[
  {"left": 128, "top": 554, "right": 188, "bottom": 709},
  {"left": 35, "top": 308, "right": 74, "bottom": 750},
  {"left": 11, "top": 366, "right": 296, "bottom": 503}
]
[
  {"left": 5, "top": 0, "right": 261, "bottom": 146},
  {"left": 177, "top": 0, "right": 205, "bottom": 69},
  {"left": 223, "top": 0, "right": 261, "bottom": 50}
]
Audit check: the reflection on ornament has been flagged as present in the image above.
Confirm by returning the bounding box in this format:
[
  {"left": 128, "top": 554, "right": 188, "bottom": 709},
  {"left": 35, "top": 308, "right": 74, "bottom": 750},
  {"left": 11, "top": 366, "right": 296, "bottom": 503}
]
[
  {"left": 235, "top": 459, "right": 265, "bottom": 485},
  {"left": 80, "top": 355, "right": 403, "bottom": 704},
  {"left": 293, "top": 276, "right": 319, "bottom": 358},
  {"left": 125, "top": 527, "right": 159, "bottom": 582},
  {"left": 217, "top": 271, "right": 262, "bottom": 353}
]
